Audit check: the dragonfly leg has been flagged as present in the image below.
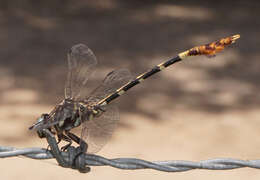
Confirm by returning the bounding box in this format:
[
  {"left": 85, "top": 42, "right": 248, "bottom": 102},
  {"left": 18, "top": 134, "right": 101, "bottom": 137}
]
[
  {"left": 58, "top": 133, "right": 72, "bottom": 151},
  {"left": 65, "top": 130, "right": 88, "bottom": 153}
]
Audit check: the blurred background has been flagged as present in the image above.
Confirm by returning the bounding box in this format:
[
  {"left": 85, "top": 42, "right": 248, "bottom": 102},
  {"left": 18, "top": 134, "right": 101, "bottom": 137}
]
[{"left": 1, "top": 0, "right": 260, "bottom": 179}]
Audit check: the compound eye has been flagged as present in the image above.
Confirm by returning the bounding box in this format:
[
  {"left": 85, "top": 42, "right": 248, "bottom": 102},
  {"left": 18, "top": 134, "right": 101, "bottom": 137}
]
[
  {"left": 40, "top": 113, "right": 50, "bottom": 123},
  {"left": 42, "top": 113, "right": 50, "bottom": 118}
]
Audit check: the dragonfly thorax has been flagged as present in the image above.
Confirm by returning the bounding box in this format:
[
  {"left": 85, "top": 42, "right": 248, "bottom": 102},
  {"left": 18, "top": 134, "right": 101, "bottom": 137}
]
[
  {"left": 54, "top": 99, "right": 100, "bottom": 132},
  {"left": 54, "top": 100, "right": 82, "bottom": 131}
]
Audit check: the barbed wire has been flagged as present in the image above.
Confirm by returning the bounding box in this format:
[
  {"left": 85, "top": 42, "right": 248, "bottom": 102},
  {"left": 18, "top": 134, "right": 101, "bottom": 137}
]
[
  {"left": 1, "top": 129, "right": 260, "bottom": 173},
  {"left": 2, "top": 145, "right": 260, "bottom": 173}
]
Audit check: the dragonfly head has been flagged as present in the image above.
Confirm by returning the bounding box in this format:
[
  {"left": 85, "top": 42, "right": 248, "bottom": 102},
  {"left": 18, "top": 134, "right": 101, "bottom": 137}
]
[{"left": 29, "top": 114, "right": 51, "bottom": 138}]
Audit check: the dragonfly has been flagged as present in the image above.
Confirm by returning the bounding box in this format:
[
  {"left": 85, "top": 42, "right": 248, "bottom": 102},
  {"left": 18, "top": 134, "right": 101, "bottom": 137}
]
[{"left": 29, "top": 34, "right": 240, "bottom": 153}]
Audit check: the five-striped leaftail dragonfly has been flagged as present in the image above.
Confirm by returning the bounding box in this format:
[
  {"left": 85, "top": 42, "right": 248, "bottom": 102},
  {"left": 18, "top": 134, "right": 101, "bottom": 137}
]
[{"left": 29, "top": 35, "right": 240, "bottom": 153}]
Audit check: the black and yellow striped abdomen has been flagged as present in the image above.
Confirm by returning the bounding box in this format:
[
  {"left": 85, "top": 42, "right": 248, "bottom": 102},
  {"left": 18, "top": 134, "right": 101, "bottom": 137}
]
[{"left": 98, "top": 34, "right": 240, "bottom": 106}]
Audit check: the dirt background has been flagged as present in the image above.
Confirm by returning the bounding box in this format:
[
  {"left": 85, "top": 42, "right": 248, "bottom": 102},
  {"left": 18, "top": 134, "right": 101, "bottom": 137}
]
[{"left": 1, "top": 0, "right": 260, "bottom": 179}]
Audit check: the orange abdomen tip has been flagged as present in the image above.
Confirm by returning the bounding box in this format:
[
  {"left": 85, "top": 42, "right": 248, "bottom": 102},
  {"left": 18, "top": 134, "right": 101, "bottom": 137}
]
[{"left": 188, "top": 34, "right": 240, "bottom": 57}]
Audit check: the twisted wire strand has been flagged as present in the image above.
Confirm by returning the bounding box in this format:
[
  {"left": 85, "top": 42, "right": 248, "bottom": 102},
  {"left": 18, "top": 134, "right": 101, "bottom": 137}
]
[{"left": 1, "top": 145, "right": 260, "bottom": 172}]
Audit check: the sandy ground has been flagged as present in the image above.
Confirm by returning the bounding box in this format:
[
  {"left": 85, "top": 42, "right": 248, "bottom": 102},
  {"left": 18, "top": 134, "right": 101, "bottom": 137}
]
[{"left": 1, "top": 0, "right": 260, "bottom": 179}]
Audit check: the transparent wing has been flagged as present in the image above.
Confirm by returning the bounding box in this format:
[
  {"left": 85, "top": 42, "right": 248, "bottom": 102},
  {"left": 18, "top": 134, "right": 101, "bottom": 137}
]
[
  {"left": 65, "top": 44, "right": 97, "bottom": 100},
  {"left": 85, "top": 68, "right": 133, "bottom": 103},
  {"left": 81, "top": 105, "right": 119, "bottom": 153},
  {"left": 80, "top": 69, "right": 133, "bottom": 153}
]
